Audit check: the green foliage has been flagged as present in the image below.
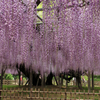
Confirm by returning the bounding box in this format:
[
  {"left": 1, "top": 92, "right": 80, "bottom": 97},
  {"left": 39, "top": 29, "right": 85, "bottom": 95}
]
[
  {"left": 82, "top": 76, "right": 88, "bottom": 81},
  {"left": 94, "top": 75, "right": 100, "bottom": 78},
  {"left": 94, "top": 75, "right": 100, "bottom": 81},
  {"left": 23, "top": 77, "right": 26, "bottom": 80},
  {"left": 82, "top": 75, "right": 100, "bottom": 81},
  {"left": 13, "top": 75, "right": 26, "bottom": 80},
  {"left": 5, "top": 74, "right": 14, "bottom": 80},
  {"left": 13, "top": 75, "right": 19, "bottom": 80}
]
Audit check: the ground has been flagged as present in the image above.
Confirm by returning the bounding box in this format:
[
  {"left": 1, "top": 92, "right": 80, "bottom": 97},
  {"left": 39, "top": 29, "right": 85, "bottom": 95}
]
[
  {"left": 2, "top": 83, "right": 100, "bottom": 100},
  {"left": 1, "top": 75, "right": 100, "bottom": 100}
]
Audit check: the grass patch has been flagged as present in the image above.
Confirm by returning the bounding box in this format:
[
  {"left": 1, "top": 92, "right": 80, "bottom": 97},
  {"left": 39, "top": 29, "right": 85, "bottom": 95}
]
[{"left": 3, "top": 85, "right": 21, "bottom": 89}]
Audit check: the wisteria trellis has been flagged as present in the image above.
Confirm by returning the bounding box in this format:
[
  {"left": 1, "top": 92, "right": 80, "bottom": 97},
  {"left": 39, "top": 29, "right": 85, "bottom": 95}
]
[{"left": 0, "top": 0, "right": 100, "bottom": 75}]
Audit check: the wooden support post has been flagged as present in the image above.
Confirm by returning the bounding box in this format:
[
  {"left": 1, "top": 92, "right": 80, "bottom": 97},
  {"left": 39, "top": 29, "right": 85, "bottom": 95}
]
[
  {"left": 66, "top": 75, "right": 68, "bottom": 87},
  {"left": 19, "top": 71, "right": 21, "bottom": 86},
  {"left": 15, "top": 78, "right": 16, "bottom": 85},
  {"left": 0, "top": 69, "right": 3, "bottom": 89},
  {"left": 0, "top": 68, "right": 5, "bottom": 100},
  {"left": 0, "top": 70, "right": 3, "bottom": 100},
  {"left": 92, "top": 71, "right": 94, "bottom": 90},
  {"left": 58, "top": 77, "right": 60, "bottom": 85},
  {"left": 88, "top": 70, "right": 90, "bottom": 92},
  {"left": 61, "top": 74, "right": 63, "bottom": 86},
  {"left": 76, "top": 78, "right": 78, "bottom": 86},
  {"left": 30, "top": 67, "right": 33, "bottom": 89},
  {"left": 36, "top": 77, "right": 39, "bottom": 88},
  {"left": 42, "top": 75, "right": 45, "bottom": 87},
  {"left": 0, "top": 67, "right": 6, "bottom": 88},
  {"left": 22, "top": 73, "right": 23, "bottom": 85},
  {"left": 29, "top": 67, "right": 33, "bottom": 99}
]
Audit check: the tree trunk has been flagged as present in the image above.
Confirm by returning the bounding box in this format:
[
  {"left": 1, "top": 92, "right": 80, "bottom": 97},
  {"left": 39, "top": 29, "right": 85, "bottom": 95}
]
[
  {"left": 78, "top": 75, "right": 82, "bottom": 89},
  {"left": 41, "top": 75, "right": 45, "bottom": 87},
  {"left": 76, "top": 74, "right": 82, "bottom": 89},
  {"left": 46, "top": 72, "right": 53, "bottom": 85},
  {"left": 54, "top": 76, "right": 58, "bottom": 85}
]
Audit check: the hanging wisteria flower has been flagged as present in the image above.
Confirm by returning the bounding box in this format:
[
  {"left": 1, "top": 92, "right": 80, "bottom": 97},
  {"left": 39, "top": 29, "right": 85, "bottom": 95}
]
[{"left": 0, "top": 0, "right": 100, "bottom": 75}]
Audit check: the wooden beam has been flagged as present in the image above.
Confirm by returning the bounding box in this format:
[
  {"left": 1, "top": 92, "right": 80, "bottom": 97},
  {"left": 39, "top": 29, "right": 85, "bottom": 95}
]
[
  {"left": 36, "top": 0, "right": 41, "bottom": 6},
  {"left": 25, "top": 79, "right": 29, "bottom": 86},
  {"left": 36, "top": 15, "right": 43, "bottom": 21},
  {"left": 36, "top": 1, "right": 90, "bottom": 11},
  {"left": 20, "top": 0, "right": 41, "bottom": 7},
  {"left": 37, "top": 8, "right": 43, "bottom": 11}
]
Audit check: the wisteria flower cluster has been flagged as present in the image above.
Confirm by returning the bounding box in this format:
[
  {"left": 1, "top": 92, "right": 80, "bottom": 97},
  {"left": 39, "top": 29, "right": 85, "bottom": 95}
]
[{"left": 0, "top": 0, "right": 100, "bottom": 75}]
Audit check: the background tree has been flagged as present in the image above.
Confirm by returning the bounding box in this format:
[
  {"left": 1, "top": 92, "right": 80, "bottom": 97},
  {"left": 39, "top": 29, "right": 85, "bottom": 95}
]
[{"left": 0, "top": 0, "right": 100, "bottom": 88}]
